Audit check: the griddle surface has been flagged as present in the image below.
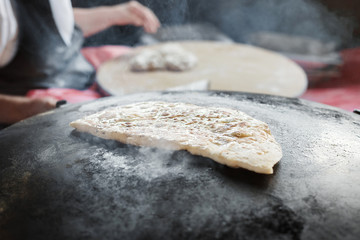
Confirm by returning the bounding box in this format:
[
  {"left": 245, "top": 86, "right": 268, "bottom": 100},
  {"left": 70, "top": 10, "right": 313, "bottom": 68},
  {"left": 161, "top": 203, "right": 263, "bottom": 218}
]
[{"left": 1, "top": 91, "right": 360, "bottom": 240}]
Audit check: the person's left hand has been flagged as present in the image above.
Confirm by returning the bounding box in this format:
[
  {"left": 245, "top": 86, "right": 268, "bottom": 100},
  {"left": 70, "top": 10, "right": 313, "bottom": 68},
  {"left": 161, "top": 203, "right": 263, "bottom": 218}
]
[
  {"left": 114, "top": 1, "right": 161, "bottom": 33},
  {"left": 16, "top": 97, "right": 58, "bottom": 122}
]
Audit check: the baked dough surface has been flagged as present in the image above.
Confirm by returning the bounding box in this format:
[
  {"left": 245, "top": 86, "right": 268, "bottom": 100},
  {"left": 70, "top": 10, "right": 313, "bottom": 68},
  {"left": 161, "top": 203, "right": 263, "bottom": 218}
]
[{"left": 70, "top": 102, "right": 282, "bottom": 174}]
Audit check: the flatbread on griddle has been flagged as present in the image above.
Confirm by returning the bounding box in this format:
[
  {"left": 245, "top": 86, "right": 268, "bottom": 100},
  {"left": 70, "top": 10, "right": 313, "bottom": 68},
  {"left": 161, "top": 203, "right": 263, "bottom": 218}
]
[{"left": 70, "top": 102, "right": 282, "bottom": 174}]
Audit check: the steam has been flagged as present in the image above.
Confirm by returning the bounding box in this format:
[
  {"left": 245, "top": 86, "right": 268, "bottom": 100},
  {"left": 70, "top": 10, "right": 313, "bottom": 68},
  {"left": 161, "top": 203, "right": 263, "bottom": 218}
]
[
  {"left": 214, "top": 0, "right": 355, "bottom": 47},
  {"left": 144, "top": 0, "right": 355, "bottom": 48},
  {"left": 73, "top": 0, "right": 356, "bottom": 48},
  {"left": 147, "top": 0, "right": 190, "bottom": 25}
]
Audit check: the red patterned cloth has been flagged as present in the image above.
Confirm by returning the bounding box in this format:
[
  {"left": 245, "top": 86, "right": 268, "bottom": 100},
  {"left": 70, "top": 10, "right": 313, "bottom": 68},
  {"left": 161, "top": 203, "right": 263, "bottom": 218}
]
[
  {"left": 300, "top": 48, "right": 360, "bottom": 112},
  {"left": 26, "top": 87, "right": 102, "bottom": 103}
]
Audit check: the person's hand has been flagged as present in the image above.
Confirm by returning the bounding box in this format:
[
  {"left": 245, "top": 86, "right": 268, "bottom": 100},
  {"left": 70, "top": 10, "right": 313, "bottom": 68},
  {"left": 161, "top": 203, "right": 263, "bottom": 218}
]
[
  {"left": 21, "top": 97, "right": 58, "bottom": 119},
  {"left": 0, "top": 96, "right": 57, "bottom": 124},
  {"left": 114, "top": 1, "right": 160, "bottom": 33},
  {"left": 74, "top": 1, "right": 161, "bottom": 37}
]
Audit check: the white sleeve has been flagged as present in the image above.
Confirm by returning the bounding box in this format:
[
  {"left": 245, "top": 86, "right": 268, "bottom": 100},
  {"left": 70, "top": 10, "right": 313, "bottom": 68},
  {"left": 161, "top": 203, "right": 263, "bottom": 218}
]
[
  {"left": 0, "top": 0, "right": 19, "bottom": 67},
  {"left": 49, "top": 0, "right": 74, "bottom": 46}
]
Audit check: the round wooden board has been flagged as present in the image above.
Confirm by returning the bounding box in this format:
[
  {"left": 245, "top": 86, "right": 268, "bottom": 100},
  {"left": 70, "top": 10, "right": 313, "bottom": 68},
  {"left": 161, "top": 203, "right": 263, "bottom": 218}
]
[{"left": 96, "top": 41, "right": 307, "bottom": 97}]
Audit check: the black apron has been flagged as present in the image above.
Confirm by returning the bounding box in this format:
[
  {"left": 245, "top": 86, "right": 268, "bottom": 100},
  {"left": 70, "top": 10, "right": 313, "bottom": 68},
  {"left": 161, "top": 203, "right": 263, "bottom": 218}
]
[{"left": 0, "top": 0, "right": 95, "bottom": 95}]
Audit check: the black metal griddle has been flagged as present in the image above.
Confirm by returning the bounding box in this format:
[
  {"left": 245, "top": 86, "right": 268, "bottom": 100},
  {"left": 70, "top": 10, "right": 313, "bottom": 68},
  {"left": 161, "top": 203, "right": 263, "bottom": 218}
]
[{"left": 1, "top": 91, "right": 360, "bottom": 240}]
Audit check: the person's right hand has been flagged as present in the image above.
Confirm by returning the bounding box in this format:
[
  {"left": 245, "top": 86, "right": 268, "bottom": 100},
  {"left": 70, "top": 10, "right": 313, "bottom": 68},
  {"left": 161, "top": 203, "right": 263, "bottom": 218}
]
[{"left": 114, "top": 1, "right": 161, "bottom": 33}]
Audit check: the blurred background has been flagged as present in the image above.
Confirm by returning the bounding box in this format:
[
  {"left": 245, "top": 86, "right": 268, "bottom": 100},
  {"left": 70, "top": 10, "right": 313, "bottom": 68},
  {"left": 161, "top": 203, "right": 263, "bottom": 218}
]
[
  {"left": 72, "top": 0, "right": 360, "bottom": 49},
  {"left": 72, "top": 0, "right": 360, "bottom": 111}
]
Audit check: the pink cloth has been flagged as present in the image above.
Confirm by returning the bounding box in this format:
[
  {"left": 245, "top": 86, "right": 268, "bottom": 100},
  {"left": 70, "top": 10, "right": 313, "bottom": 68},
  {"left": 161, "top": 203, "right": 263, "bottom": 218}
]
[
  {"left": 81, "top": 45, "right": 132, "bottom": 70},
  {"left": 301, "top": 86, "right": 360, "bottom": 111},
  {"left": 26, "top": 87, "right": 102, "bottom": 103}
]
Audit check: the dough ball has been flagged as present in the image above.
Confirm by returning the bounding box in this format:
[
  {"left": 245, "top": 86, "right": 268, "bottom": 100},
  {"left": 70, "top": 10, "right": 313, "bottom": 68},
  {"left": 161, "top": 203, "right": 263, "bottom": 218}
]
[
  {"left": 160, "top": 44, "right": 198, "bottom": 71},
  {"left": 130, "top": 49, "right": 165, "bottom": 71},
  {"left": 130, "top": 44, "right": 198, "bottom": 72},
  {"left": 163, "top": 51, "right": 197, "bottom": 71}
]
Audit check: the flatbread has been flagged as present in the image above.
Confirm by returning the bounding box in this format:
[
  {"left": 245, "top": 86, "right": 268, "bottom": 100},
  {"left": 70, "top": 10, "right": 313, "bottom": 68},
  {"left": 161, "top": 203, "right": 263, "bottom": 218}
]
[{"left": 70, "top": 102, "right": 282, "bottom": 174}]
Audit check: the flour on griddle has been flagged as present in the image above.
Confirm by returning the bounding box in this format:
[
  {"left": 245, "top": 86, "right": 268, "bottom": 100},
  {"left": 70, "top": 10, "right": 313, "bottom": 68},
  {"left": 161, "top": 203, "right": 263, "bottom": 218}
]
[{"left": 70, "top": 102, "right": 282, "bottom": 174}]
